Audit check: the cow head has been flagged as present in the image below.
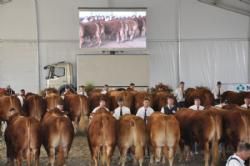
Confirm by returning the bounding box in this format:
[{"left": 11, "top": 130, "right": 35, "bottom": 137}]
[{"left": 0, "top": 96, "right": 21, "bottom": 121}]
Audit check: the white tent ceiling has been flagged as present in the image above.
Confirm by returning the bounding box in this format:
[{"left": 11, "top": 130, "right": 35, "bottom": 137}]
[{"left": 198, "top": 0, "right": 250, "bottom": 16}]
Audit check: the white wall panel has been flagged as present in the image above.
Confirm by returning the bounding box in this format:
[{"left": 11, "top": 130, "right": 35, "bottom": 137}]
[
  {"left": 180, "top": 40, "right": 249, "bottom": 89},
  {"left": 0, "top": 42, "right": 38, "bottom": 92}
]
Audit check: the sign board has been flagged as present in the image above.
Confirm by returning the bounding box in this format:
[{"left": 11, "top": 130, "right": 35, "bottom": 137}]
[{"left": 222, "top": 83, "right": 250, "bottom": 92}]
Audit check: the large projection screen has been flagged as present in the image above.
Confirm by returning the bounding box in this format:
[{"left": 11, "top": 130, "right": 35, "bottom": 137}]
[{"left": 76, "top": 55, "right": 149, "bottom": 87}]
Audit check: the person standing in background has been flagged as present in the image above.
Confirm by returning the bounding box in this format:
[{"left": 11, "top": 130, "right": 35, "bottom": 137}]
[
  {"left": 212, "top": 81, "right": 224, "bottom": 105},
  {"left": 174, "top": 81, "right": 185, "bottom": 108}
]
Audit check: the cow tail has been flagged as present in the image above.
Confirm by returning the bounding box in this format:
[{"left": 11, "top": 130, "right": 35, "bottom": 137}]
[
  {"left": 57, "top": 119, "right": 66, "bottom": 166},
  {"left": 26, "top": 119, "right": 32, "bottom": 165},
  {"left": 78, "top": 96, "right": 88, "bottom": 134},
  {"left": 100, "top": 117, "right": 108, "bottom": 165},
  {"left": 211, "top": 114, "right": 219, "bottom": 166},
  {"left": 101, "top": 145, "right": 108, "bottom": 166}
]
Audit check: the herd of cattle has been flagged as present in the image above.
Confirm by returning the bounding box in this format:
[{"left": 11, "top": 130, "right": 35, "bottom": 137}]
[
  {"left": 0, "top": 85, "right": 250, "bottom": 166},
  {"left": 79, "top": 16, "right": 146, "bottom": 48}
]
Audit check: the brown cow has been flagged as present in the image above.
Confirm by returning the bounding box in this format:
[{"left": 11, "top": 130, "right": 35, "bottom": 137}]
[
  {"left": 221, "top": 91, "right": 250, "bottom": 105},
  {"left": 79, "top": 22, "right": 103, "bottom": 47},
  {"left": 64, "top": 93, "right": 89, "bottom": 133},
  {"left": 185, "top": 87, "right": 214, "bottom": 107},
  {"left": 45, "top": 93, "right": 64, "bottom": 110},
  {"left": 152, "top": 91, "right": 174, "bottom": 112},
  {"left": 87, "top": 108, "right": 117, "bottom": 166},
  {"left": 23, "top": 93, "right": 46, "bottom": 121},
  {"left": 123, "top": 19, "right": 138, "bottom": 41},
  {"left": 212, "top": 108, "right": 250, "bottom": 153},
  {"left": 147, "top": 112, "right": 180, "bottom": 166},
  {"left": 109, "top": 90, "right": 135, "bottom": 113},
  {"left": 118, "top": 114, "right": 146, "bottom": 166},
  {"left": 102, "top": 20, "right": 125, "bottom": 43},
  {"left": 41, "top": 108, "right": 74, "bottom": 166},
  {"left": 134, "top": 91, "right": 152, "bottom": 111},
  {"left": 0, "top": 95, "right": 41, "bottom": 166},
  {"left": 175, "top": 109, "right": 221, "bottom": 166},
  {"left": 88, "top": 91, "right": 111, "bottom": 112}
]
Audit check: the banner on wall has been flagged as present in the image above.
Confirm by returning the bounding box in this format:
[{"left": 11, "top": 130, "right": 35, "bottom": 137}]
[{"left": 222, "top": 83, "right": 250, "bottom": 92}]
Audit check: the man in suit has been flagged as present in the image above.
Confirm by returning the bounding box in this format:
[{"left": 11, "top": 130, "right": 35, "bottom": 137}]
[{"left": 161, "top": 96, "right": 178, "bottom": 115}]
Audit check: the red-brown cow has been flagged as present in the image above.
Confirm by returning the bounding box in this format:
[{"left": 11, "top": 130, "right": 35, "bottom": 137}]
[
  {"left": 175, "top": 109, "right": 221, "bottom": 166},
  {"left": 41, "top": 108, "right": 74, "bottom": 166},
  {"left": 134, "top": 91, "right": 152, "bottom": 111},
  {"left": 109, "top": 90, "right": 135, "bottom": 113},
  {"left": 118, "top": 114, "right": 146, "bottom": 166},
  {"left": 185, "top": 87, "right": 214, "bottom": 107},
  {"left": 123, "top": 19, "right": 138, "bottom": 41},
  {"left": 45, "top": 93, "right": 64, "bottom": 110},
  {"left": 0, "top": 95, "right": 41, "bottom": 166},
  {"left": 102, "top": 20, "right": 125, "bottom": 43},
  {"left": 64, "top": 93, "right": 89, "bottom": 133},
  {"left": 147, "top": 112, "right": 180, "bottom": 166},
  {"left": 79, "top": 22, "right": 103, "bottom": 47},
  {"left": 87, "top": 108, "right": 117, "bottom": 166},
  {"left": 23, "top": 93, "right": 46, "bottom": 121}
]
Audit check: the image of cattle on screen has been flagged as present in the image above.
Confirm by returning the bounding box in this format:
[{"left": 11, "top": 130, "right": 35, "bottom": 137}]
[{"left": 79, "top": 9, "right": 146, "bottom": 49}]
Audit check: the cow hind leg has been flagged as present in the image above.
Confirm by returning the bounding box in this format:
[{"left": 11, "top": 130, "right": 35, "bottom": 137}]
[
  {"left": 119, "top": 146, "right": 128, "bottom": 166},
  {"left": 16, "top": 152, "right": 23, "bottom": 166},
  {"left": 26, "top": 148, "right": 32, "bottom": 166},
  {"left": 92, "top": 146, "right": 100, "bottom": 166},
  {"left": 48, "top": 147, "right": 56, "bottom": 166},
  {"left": 106, "top": 146, "right": 114, "bottom": 166},
  {"left": 33, "top": 148, "right": 40, "bottom": 166},
  {"left": 204, "top": 142, "right": 210, "bottom": 166},
  {"left": 164, "top": 146, "right": 176, "bottom": 166},
  {"left": 135, "top": 145, "right": 144, "bottom": 166}
]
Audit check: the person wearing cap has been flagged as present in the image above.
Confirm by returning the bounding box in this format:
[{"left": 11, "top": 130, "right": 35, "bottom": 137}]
[
  {"left": 174, "top": 81, "right": 185, "bottom": 108},
  {"left": 101, "top": 84, "right": 109, "bottom": 94},
  {"left": 189, "top": 97, "right": 205, "bottom": 111},
  {"left": 136, "top": 97, "right": 154, "bottom": 123},
  {"left": 127, "top": 83, "right": 135, "bottom": 91},
  {"left": 212, "top": 81, "right": 224, "bottom": 105},
  {"left": 92, "top": 98, "right": 109, "bottom": 113},
  {"left": 226, "top": 141, "right": 250, "bottom": 166},
  {"left": 78, "top": 85, "right": 88, "bottom": 97},
  {"left": 241, "top": 96, "right": 250, "bottom": 109},
  {"left": 113, "top": 98, "right": 131, "bottom": 120},
  {"left": 161, "top": 96, "right": 178, "bottom": 115}
]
